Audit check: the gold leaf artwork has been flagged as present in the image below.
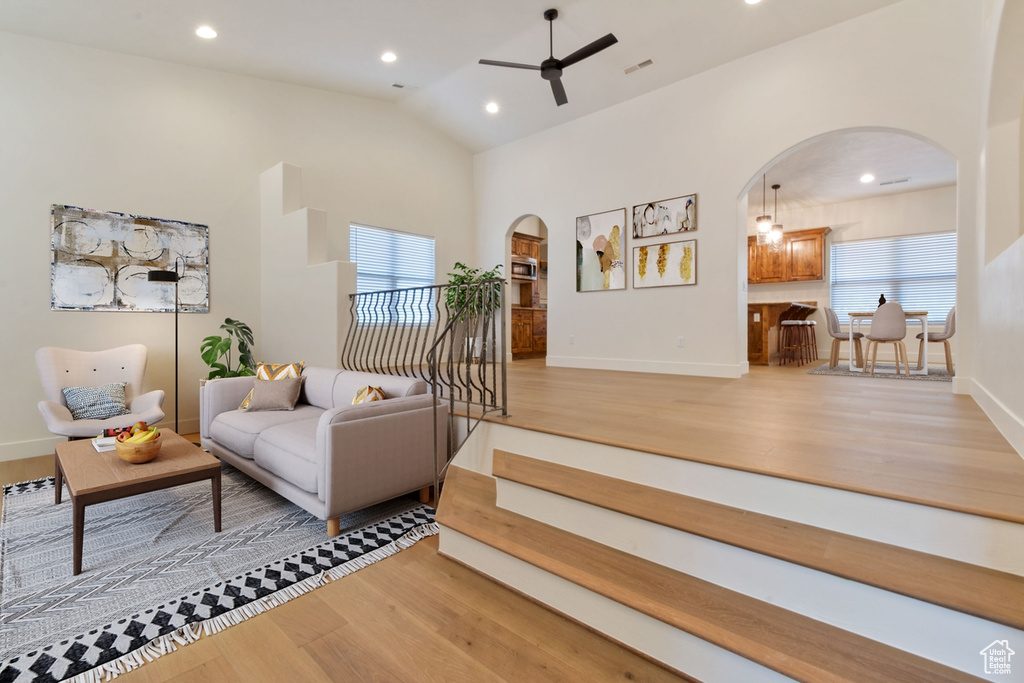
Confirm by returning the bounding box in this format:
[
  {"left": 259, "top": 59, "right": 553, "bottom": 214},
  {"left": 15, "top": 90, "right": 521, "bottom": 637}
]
[
  {"left": 680, "top": 245, "right": 693, "bottom": 282},
  {"left": 638, "top": 246, "right": 648, "bottom": 279},
  {"left": 657, "top": 243, "right": 669, "bottom": 278}
]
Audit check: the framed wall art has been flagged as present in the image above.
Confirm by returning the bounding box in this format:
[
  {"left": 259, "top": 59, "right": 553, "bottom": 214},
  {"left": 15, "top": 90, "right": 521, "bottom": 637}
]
[
  {"left": 633, "top": 238, "right": 697, "bottom": 288},
  {"left": 576, "top": 207, "right": 626, "bottom": 292},
  {"left": 632, "top": 193, "right": 697, "bottom": 238},
  {"left": 50, "top": 204, "right": 209, "bottom": 312}
]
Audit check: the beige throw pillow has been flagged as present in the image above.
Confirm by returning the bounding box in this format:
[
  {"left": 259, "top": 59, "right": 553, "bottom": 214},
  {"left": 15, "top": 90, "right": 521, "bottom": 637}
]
[{"left": 245, "top": 377, "right": 303, "bottom": 412}]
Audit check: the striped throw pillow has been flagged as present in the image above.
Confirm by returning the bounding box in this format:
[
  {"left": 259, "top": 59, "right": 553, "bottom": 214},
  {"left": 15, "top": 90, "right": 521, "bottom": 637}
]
[
  {"left": 352, "top": 386, "right": 386, "bottom": 405},
  {"left": 238, "top": 361, "right": 305, "bottom": 409},
  {"left": 61, "top": 382, "right": 131, "bottom": 421}
]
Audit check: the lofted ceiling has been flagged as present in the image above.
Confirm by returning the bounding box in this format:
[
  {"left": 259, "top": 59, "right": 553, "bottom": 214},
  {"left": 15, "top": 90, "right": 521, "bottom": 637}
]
[{"left": 1, "top": 0, "right": 955, "bottom": 209}]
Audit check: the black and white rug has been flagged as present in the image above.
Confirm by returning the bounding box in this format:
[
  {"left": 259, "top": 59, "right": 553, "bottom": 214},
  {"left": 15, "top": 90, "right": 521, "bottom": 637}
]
[
  {"left": 807, "top": 362, "right": 953, "bottom": 382},
  {"left": 0, "top": 466, "right": 436, "bottom": 682}
]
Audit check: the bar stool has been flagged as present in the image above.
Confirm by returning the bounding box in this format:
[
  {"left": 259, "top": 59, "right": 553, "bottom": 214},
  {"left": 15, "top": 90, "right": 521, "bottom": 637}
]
[{"left": 780, "top": 320, "right": 809, "bottom": 365}]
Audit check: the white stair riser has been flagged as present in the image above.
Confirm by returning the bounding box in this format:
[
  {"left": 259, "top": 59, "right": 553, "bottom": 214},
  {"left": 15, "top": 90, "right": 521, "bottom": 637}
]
[
  {"left": 438, "top": 527, "right": 795, "bottom": 683},
  {"left": 460, "top": 422, "right": 1024, "bottom": 574},
  {"left": 496, "top": 478, "right": 1023, "bottom": 678}
]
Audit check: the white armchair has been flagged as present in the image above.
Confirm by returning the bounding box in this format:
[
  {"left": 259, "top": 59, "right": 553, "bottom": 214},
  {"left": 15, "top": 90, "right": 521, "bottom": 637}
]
[{"left": 36, "top": 344, "right": 166, "bottom": 439}]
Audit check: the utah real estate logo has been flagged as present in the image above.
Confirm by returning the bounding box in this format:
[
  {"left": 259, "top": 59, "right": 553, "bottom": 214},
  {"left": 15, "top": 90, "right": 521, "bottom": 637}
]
[{"left": 980, "top": 640, "right": 1015, "bottom": 675}]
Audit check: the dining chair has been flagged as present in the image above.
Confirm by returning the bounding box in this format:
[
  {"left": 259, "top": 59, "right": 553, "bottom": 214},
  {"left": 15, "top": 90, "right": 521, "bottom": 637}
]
[
  {"left": 917, "top": 305, "right": 956, "bottom": 375},
  {"left": 36, "top": 344, "right": 166, "bottom": 439},
  {"left": 864, "top": 302, "right": 910, "bottom": 377},
  {"left": 824, "top": 307, "right": 863, "bottom": 369}
]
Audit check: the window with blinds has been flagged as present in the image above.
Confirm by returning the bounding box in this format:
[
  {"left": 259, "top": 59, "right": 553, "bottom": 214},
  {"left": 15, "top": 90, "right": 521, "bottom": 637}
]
[
  {"left": 350, "top": 224, "right": 436, "bottom": 324},
  {"left": 830, "top": 232, "right": 956, "bottom": 325}
]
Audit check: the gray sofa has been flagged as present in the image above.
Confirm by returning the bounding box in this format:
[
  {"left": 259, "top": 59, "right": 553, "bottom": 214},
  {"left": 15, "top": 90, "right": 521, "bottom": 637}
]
[{"left": 200, "top": 367, "right": 446, "bottom": 536}]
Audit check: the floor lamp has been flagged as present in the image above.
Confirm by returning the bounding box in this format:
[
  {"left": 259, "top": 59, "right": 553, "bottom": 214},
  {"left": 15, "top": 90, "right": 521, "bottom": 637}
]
[{"left": 148, "top": 265, "right": 180, "bottom": 434}]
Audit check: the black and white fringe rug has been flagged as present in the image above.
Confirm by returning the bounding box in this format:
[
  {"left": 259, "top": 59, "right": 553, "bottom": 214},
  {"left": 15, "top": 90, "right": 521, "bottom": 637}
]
[{"left": 0, "top": 466, "right": 436, "bottom": 682}]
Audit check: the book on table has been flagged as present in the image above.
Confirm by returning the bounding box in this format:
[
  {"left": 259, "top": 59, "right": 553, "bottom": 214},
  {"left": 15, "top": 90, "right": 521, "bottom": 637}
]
[{"left": 92, "top": 437, "right": 117, "bottom": 452}]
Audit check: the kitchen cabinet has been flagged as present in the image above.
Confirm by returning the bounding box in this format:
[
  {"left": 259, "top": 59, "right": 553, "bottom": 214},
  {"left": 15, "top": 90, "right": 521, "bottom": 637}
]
[
  {"left": 511, "top": 308, "right": 547, "bottom": 358},
  {"left": 511, "top": 234, "right": 541, "bottom": 261},
  {"left": 747, "top": 227, "right": 830, "bottom": 284}
]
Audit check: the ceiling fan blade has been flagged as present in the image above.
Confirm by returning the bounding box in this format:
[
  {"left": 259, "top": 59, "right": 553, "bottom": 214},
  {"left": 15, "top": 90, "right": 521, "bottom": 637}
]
[
  {"left": 560, "top": 33, "right": 618, "bottom": 68},
  {"left": 479, "top": 59, "right": 542, "bottom": 71},
  {"left": 550, "top": 78, "right": 568, "bottom": 106}
]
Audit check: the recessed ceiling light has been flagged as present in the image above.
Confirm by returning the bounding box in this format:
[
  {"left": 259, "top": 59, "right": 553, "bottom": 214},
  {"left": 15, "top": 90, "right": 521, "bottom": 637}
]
[
  {"left": 745, "top": 0, "right": 762, "bottom": 5},
  {"left": 860, "top": 173, "right": 875, "bottom": 183},
  {"left": 381, "top": 52, "right": 397, "bottom": 63},
  {"left": 195, "top": 26, "right": 217, "bottom": 39},
  {"left": 485, "top": 102, "right": 500, "bottom": 114}
]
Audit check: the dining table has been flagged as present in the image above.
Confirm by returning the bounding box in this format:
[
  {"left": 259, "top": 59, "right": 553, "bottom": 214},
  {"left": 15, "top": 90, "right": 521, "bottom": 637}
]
[{"left": 848, "top": 310, "right": 928, "bottom": 375}]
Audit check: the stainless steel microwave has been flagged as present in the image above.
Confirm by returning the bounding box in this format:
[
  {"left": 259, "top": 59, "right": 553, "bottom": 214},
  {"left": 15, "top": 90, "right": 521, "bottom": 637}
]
[{"left": 510, "top": 256, "right": 538, "bottom": 281}]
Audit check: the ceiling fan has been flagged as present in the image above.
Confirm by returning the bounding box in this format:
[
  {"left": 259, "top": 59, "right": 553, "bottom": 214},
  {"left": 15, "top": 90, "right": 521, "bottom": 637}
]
[{"left": 479, "top": 8, "right": 618, "bottom": 107}]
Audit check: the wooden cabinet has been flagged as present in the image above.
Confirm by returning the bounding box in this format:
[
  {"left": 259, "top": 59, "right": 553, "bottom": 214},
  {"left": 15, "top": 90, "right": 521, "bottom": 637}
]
[
  {"left": 786, "top": 229, "right": 827, "bottom": 281},
  {"left": 747, "top": 227, "right": 830, "bottom": 284},
  {"left": 511, "top": 234, "right": 541, "bottom": 261},
  {"left": 511, "top": 309, "right": 533, "bottom": 355},
  {"left": 511, "top": 308, "right": 547, "bottom": 358}
]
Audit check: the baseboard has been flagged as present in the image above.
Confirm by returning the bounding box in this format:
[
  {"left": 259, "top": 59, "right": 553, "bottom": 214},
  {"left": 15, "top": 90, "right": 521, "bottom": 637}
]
[
  {"left": 1, "top": 417, "right": 200, "bottom": 463},
  {"left": 0, "top": 435, "right": 62, "bottom": 463},
  {"left": 545, "top": 355, "right": 744, "bottom": 378},
  {"left": 970, "top": 378, "right": 1024, "bottom": 461}
]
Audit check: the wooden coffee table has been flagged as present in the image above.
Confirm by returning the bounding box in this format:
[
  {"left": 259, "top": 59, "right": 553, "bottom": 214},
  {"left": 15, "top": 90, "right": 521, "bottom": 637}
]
[{"left": 54, "top": 430, "right": 221, "bottom": 575}]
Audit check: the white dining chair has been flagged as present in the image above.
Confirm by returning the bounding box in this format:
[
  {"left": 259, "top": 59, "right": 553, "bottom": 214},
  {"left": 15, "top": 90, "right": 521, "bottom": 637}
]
[
  {"left": 824, "top": 307, "right": 863, "bottom": 369},
  {"left": 864, "top": 302, "right": 910, "bottom": 377},
  {"left": 917, "top": 305, "right": 955, "bottom": 375}
]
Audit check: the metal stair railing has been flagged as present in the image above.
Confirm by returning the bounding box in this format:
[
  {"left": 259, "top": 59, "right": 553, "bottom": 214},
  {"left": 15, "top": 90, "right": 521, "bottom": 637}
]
[{"left": 340, "top": 279, "right": 507, "bottom": 496}]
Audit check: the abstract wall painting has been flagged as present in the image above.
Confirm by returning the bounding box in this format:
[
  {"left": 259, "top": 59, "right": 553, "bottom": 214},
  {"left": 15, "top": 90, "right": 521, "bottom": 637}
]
[
  {"left": 50, "top": 205, "right": 209, "bottom": 312},
  {"left": 632, "top": 193, "right": 697, "bottom": 238},
  {"left": 576, "top": 208, "right": 626, "bottom": 292},
  {"left": 633, "top": 239, "right": 697, "bottom": 288}
]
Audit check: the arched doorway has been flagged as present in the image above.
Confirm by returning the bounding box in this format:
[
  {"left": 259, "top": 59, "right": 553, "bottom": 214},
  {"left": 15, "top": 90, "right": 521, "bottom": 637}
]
[
  {"left": 505, "top": 215, "right": 549, "bottom": 361},
  {"left": 739, "top": 128, "right": 957, "bottom": 371}
]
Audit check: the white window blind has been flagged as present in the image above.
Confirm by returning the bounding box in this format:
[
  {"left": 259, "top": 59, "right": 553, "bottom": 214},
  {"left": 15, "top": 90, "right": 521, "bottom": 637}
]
[
  {"left": 830, "top": 232, "right": 956, "bottom": 324},
  {"left": 350, "top": 224, "right": 436, "bottom": 324}
]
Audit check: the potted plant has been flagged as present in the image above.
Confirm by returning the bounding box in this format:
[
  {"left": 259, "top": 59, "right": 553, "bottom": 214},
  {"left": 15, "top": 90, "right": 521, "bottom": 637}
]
[
  {"left": 444, "top": 263, "right": 504, "bottom": 361},
  {"left": 200, "top": 317, "right": 257, "bottom": 379}
]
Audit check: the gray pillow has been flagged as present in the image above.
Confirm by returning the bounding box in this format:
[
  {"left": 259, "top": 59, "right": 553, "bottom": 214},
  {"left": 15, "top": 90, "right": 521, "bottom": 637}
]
[
  {"left": 62, "top": 382, "right": 130, "bottom": 420},
  {"left": 244, "top": 377, "right": 302, "bottom": 412}
]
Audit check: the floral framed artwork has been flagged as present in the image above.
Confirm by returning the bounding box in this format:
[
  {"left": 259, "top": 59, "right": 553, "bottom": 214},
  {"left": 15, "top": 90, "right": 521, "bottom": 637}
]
[
  {"left": 576, "top": 207, "right": 626, "bottom": 292},
  {"left": 631, "top": 193, "right": 697, "bottom": 238},
  {"left": 50, "top": 204, "right": 209, "bottom": 312},
  {"left": 633, "top": 239, "right": 697, "bottom": 288}
]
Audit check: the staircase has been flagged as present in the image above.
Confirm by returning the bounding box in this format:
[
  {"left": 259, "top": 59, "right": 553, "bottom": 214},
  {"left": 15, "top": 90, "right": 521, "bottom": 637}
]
[{"left": 436, "top": 422, "right": 1024, "bottom": 682}]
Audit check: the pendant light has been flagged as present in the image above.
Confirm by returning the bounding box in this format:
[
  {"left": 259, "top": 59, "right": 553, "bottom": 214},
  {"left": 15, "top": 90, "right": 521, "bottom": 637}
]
[
  {"left": 769, "top": 183, "right": 784, "bottom": 252},
  {"left": 755, "top": 174, "right": 772, "bottom": 244}
]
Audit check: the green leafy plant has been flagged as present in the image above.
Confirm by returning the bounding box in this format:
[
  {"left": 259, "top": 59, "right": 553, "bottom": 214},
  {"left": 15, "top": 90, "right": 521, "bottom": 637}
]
[
  {"left": 200, "top": 318, "right": 256, "bottom": 379},
  {"left": 444, "top": 262, "right": 504, "bottom": 322}
]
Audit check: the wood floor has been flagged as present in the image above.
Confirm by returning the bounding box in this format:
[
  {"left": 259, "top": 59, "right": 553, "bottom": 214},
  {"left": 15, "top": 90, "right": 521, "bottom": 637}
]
[
  {"left": 0, "top": 447, "right": 684, "bottom": 682},
  {"left": 5, "top": 360, "right": 1022, "bottom": 681},
  {"left": 492, "top": 358, "right": 1024, "bottom": 523}
]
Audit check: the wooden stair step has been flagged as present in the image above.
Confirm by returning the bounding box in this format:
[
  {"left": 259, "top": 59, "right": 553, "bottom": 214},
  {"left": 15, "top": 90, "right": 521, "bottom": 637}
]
[
  {"left": 491, "top": 449, "right": 1024, "bottom": 631},
  {"left": 436, "top": 465, "right": 984, "bottom": 683}
]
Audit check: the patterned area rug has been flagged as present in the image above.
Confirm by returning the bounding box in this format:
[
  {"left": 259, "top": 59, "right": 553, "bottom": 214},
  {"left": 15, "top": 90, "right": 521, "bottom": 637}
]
[
  {"left": 808, "top": 362, "right": 953, "bottom": 382},
  {"left": 0, "top": 465, "right": 436, "bottom": 682}
]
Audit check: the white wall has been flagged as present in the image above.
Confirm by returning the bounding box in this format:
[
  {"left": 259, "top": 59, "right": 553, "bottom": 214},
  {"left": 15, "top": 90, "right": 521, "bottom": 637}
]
[
  {"left": 973, "top": 0, "right": 1024, "bottom": 456},
  {"left": 0, "top": 32, "right": 475, "bottom": 460},
  {"left": 474, "top": 0, "right": 982, "bottom": 380}
]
